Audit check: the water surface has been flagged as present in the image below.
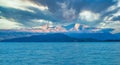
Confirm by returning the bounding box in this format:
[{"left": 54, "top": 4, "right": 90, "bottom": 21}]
[{"left": 0, "top": 42, "right": 120, "bottom": 65}]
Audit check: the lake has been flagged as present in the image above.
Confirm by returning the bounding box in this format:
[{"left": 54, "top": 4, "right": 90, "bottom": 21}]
[{"left": 0, "top": 42, "right": 120, "bottom": 65}]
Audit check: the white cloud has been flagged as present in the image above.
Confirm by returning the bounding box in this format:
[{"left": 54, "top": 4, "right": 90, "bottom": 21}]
[
  {"left": 104, "top": 0, "right": 120, "bottom": 22},
  {"left": 58, "top": 2, "right": 76, "bottom": 21},
  {"left": 26, "top": 19, "right": 68, "bottom": 32},
  {"left": 0, "top": 17, "right": 23, "bottom": 29},
  {"left": 32, "top": 19, "right": 80, "bottom": 32},
  {"left": 32, "top": 19, "right": 53, "bottom": 27},
  {"left": 79, "top": 10, "right": 100, "bottom": 22},
  {"left": 98, "top": 21, "right": 120, "bottom": 33},
  {"left": 0, "top": 0, "right": 48, "bottom": 12},
  {"left": 104, "top": 10, "right": 120, "bottom": 22},
  {"left": 107, "top": 0, "right": 120, "bottom": 12},
  {"left": 99, "top": 0, "right": 120, "bottom": 33}
]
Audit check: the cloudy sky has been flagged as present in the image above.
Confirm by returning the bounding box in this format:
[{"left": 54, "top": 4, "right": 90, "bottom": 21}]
[{"left": 0, "top": 0, "right": 120, "bottom": 33}]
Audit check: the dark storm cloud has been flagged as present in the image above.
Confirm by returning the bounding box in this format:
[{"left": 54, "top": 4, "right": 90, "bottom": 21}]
[
  {"left": 0, "top": 0, "right": 116, "bottom": 24},
  {"left": 0, "top": 0, "right": 120, "bottom": 33},
  {"left": 30, "top": 0, "right": 116, "bottom": 23},
  {"left": 33, "top": 0, "right": 116, "bottom": 13}
]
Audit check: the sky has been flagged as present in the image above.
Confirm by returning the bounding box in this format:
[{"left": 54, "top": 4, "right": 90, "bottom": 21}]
[{"left": 0, "top": 0, "right": 120, "bottom": 33}]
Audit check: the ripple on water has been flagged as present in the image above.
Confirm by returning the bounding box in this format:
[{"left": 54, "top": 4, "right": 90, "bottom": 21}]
[{"left": 0, "top": 42, "right": 120, "bottom": 65}]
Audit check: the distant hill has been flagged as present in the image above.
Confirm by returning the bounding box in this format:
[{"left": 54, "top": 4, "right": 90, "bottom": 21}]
[
  {"left": 0, "top": 29, "right": 120, "bottom": 42},
  {"left": 1, "top": 33, "right": 81, "bottom": 42},
  {"left": 0, "top": 29, "right": 37, "bottom": 41},
  {"left": 65, "top": 33, "right": 120, "bottom": 41},
  {"left": 1, "top": 33, "right": 120, "bottom": 42}
]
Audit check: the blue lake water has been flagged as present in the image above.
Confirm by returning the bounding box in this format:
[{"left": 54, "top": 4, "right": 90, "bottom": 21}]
[{"left": 0, "top": 42, "right": 120, "bottom": 65}]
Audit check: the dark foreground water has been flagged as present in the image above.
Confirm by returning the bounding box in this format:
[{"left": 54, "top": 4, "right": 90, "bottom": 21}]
[{"left": 0, "top": 42, "right": 120, "bottom": 65}]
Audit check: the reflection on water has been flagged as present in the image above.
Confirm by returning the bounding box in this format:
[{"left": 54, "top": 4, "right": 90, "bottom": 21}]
[{"left": 0, "top": 42, "right": 120, "bottom": 65}]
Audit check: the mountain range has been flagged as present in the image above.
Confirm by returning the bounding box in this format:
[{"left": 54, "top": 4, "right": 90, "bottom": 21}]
[
  {"left": 0, "top": 32, "right": 120, "bottom": 42},
  {"left": 0, "top": 23, "right": 120, "bottom": 42}
]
